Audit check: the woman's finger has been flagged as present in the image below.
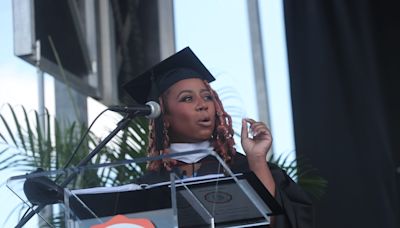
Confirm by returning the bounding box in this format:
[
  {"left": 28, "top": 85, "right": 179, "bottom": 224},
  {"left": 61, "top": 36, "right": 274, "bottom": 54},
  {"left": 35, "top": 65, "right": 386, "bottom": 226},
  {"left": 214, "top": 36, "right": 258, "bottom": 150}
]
[{"left": 241, "top": 119, "right": 249, "bottom": 140}]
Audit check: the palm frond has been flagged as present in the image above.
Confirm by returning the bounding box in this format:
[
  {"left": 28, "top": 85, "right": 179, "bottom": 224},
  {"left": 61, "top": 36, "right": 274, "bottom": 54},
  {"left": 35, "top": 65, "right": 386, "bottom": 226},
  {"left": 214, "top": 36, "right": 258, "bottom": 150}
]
[
  {"left": 22, "top": 106, "right": 37, "bottom": 158},
  {"left": 0, "top": 110, "right": 18, "bottom": 147},
  {"left": 0, "top": 131, "right": 8, "bottom": 144},
  {"left": 2, "top": 201, "right": 27, "bottom": 227},
  {"left": 8, "top": 104, "right": 28, "bottom": 151},
  {"left": 270, "top": 152, "right": 327, "bottom": 200}
]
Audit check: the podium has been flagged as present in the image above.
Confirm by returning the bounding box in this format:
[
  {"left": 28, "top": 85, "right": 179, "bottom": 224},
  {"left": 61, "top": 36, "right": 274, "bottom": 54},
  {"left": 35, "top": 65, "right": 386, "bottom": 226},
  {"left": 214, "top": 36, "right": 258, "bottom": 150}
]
[{"left": 7, "top": 150, "right": 282, "bottom": 227}]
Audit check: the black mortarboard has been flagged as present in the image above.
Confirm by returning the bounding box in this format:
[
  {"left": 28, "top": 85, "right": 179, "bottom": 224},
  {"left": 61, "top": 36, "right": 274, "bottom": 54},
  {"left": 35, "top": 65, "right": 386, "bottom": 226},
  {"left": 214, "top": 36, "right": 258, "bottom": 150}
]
[
  {"left": 123, "top": 47, "right": 215, "bottom": 104},
  {"left": 123, "top": 47, "right": 215, "bottom": 151}
]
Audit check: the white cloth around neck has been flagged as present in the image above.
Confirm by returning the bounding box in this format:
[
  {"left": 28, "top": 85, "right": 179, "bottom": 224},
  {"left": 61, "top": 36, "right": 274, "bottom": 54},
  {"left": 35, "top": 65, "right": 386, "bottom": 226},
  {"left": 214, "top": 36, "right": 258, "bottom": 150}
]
[{"left": 169, "top": 141, "right": 213, "bottom": 163}]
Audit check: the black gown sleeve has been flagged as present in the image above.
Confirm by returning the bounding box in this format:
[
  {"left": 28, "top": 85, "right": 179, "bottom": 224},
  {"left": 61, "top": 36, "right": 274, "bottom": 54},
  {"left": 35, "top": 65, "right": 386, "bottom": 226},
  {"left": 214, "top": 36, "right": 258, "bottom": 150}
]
[
  {"left": 269, "top": 163, "right": 314, "bottom": 228},
  {"left": 232, "top": 153, "right": 313, "bottom": 228}
]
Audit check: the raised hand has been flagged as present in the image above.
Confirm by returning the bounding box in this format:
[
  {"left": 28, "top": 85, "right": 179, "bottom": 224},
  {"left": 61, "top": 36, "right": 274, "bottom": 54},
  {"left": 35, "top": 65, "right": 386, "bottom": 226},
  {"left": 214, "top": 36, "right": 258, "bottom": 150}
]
[
  {"left": 240, "top": 118, "right": 272, "bottom": 161},
  {"left": 241, "top": 118, "right": 275, "bottom": 196}
]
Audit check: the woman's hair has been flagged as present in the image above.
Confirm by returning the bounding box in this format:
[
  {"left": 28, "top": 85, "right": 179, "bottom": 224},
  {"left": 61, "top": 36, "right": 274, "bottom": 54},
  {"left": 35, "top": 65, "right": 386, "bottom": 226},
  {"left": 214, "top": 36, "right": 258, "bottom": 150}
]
[{"left": 147, "top": 80, "right": 237, "bottom": 171}]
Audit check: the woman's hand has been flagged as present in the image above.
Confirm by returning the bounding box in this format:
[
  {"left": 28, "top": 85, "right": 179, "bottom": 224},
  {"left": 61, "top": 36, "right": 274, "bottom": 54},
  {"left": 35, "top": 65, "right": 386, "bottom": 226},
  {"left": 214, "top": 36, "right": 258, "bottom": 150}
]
[
  {"left": 241, "top": 118, "right": 276, "bottom": 196},
  {"left": 241, "top": 118, "right": 272, "bottom": 162}
]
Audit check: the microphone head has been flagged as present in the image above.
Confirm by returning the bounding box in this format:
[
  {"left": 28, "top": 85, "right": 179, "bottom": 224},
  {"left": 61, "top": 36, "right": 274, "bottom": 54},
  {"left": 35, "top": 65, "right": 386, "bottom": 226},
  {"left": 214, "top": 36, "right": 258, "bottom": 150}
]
[
  {"left": 23, "top": 169, "right": 64, "bottom": 205},
  {"left": 145, "top": 101, "right": 161, "bottom": 119}
]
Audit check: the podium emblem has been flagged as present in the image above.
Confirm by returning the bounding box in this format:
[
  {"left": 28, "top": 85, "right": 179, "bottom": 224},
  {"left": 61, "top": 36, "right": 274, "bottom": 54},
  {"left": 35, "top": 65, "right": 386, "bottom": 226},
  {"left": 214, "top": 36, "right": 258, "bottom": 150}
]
[{"left": 204, "top": 191, "right": 232, "bottom": 204}]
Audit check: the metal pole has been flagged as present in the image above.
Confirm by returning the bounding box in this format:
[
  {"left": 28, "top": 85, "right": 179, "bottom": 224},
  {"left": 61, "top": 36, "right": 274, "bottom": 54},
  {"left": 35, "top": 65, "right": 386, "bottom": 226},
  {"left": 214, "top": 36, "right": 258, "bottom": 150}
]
[
  {"left": 247, "top": 0, "right": 271, "bottom": 127},
  {"left": 36, "top": 40, "right": 45, "bottom": 131},
  {"left": 35, "top": 39, "right": 52, "bottom": 228},
  {"left": 247, "top": 0, "right": 273, "bottom": 159},
  {"left": 158, "top": 0, "right": 175, "bottom": 58}
]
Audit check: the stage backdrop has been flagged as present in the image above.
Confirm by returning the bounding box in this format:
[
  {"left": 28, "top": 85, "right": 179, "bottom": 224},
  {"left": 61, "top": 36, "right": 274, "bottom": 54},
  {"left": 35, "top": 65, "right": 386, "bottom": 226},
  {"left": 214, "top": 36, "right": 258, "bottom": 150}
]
[{"left": 283, "top": 1, "right": 399, "bottom": 227}]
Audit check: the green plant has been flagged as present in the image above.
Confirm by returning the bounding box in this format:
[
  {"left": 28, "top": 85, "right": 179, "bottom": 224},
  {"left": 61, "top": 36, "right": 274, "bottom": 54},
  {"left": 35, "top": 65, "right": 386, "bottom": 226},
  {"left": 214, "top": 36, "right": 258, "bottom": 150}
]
[
  {"left": 270, "top": 152, "right": 328, "bottom": 200},
  {"left": 0, "top": 104, "right": 149, "bottom": 227}
]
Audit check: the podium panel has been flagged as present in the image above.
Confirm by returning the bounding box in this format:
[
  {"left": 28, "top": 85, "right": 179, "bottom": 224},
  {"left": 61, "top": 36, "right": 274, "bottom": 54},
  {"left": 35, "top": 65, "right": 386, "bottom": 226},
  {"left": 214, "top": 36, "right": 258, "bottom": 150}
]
[{"left": 7, "top": 150, "right": 281, "bottom": 227}]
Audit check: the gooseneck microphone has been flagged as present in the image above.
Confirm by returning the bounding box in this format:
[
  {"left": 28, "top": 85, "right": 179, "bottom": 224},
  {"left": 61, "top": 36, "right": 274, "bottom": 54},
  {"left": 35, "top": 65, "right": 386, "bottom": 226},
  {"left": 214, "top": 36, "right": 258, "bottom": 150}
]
[{"left": 108, "top": 101, "right": 161, "bottom": 119}]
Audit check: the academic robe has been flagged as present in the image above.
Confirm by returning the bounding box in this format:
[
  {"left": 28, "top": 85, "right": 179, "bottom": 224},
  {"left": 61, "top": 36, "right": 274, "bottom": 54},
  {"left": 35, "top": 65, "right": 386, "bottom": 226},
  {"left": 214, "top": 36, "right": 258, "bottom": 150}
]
[{"left": 136, "top": 152, "right": 314, "bottom": 228}]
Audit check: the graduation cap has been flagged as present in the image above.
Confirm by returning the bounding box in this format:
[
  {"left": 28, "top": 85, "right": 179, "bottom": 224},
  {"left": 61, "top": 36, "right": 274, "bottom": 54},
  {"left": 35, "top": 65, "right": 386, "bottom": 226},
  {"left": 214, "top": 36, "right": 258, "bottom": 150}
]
[
  {"left": 123, "top": 47, "right": 215, "bottom": 150},
  {"left": 123, "top": 47, "right": 215, "bottom": 104}
]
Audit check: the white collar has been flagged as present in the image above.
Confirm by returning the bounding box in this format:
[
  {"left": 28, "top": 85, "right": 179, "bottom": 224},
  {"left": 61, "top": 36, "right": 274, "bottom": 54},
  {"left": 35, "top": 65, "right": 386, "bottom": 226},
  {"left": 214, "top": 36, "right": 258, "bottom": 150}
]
[{"left": 169, "top": 141, "right": 213, "bottom": 163}]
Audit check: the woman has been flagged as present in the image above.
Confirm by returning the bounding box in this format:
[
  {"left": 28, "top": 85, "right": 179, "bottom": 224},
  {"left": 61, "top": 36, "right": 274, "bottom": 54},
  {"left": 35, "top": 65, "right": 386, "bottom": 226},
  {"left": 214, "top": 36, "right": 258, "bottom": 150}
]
[{"left": 124, "top": 47, "right": 313, "bottom": 228}]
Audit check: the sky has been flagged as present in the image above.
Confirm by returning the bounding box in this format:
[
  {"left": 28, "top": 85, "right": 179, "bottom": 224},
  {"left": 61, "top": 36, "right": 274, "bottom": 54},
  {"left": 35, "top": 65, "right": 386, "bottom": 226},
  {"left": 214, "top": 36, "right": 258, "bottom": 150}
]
[
  {"left": 0, "top": 0, "right": 294, "bottom": 227},
  {"left": 0, "top": 1, "right": 44, "bottom": 226}
]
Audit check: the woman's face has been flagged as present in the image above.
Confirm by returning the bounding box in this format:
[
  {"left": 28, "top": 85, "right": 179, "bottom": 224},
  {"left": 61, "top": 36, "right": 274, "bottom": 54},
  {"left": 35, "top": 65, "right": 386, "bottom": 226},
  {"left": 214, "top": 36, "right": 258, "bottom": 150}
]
[{"left": 163, "top": 78, "right": 216, "bottom": 143}]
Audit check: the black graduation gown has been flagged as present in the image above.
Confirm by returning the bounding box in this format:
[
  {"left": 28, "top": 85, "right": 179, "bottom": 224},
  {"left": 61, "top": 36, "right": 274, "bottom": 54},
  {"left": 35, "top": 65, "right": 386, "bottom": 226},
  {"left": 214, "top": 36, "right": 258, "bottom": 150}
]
[{"left": 136, "top": 153, "right": 313, "bottom": 228}]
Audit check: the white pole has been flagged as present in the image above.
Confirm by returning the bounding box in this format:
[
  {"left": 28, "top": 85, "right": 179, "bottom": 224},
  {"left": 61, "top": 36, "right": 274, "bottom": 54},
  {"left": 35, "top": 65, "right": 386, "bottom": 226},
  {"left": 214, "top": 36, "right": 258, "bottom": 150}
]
[{"left": 36, "top": 40, "right": 45, "bottom": 132}]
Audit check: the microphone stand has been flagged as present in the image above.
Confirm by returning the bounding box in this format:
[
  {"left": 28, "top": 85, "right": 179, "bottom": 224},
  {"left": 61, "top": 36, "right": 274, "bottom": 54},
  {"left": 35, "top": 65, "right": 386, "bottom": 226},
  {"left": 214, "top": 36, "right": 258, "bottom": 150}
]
[{"left": 15, "top": 113, "right": 135, "bottom": 228}]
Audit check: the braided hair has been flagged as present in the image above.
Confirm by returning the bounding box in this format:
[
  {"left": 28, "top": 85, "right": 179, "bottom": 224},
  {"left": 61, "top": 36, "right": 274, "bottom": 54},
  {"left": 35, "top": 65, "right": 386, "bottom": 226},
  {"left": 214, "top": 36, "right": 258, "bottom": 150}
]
[{"left": 147, "top": 80, "right": 236, "bottom": 171}]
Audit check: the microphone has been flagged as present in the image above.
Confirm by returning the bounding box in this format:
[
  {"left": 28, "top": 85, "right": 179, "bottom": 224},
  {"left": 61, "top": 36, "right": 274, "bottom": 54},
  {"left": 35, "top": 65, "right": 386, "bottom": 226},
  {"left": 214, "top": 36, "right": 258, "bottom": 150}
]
[
  {"left": 23, "top": 169, "right": 64, "bottom": 205},
  {"left": 108, "top": 101, "right": 161, "bottom": 119}
]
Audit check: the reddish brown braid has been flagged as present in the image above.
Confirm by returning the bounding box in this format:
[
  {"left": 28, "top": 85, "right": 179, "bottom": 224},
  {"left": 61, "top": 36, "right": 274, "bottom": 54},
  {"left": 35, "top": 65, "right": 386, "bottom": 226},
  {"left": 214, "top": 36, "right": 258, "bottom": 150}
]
[
  {"left": 203, "top": 81, "right": 237, "bottom": 164},
  {"left": 146, "top": 97, "right": 177, "bottom": 171},
  {"left": 146, "top": 118, "right": 162, "bottom": 171},
  {"left": 146, "top": 80, "right": 236, "bottom": 171}
]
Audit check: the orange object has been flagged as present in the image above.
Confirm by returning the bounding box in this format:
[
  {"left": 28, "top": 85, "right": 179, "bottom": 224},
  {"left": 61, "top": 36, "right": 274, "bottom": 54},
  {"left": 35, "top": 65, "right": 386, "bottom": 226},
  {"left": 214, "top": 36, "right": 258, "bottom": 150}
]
[{"left": 90, "top": 214, "right": 155, "bottom": 228}]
